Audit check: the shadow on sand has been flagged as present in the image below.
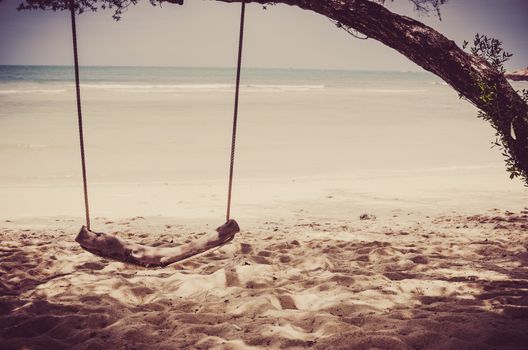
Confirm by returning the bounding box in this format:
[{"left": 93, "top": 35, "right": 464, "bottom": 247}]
[{"left": 1, "top": 211, "right": 527, "bottom": 349}]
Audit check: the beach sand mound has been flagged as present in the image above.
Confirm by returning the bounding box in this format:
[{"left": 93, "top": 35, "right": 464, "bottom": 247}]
[{"left": 1, "top": 209, "right": 527, "bottom": 349}]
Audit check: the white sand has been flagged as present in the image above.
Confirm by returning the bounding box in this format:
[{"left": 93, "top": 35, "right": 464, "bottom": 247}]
[{"left": 1, "top": 177, "right": 527, "bottom": 349}]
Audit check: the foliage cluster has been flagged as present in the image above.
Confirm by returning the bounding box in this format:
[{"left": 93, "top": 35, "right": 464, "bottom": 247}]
[
  {"left": 9, "top": 0, "right": 449, "bottom": 19},
  {"left": 378, "top": 0, "right": 448, "bottom": 18},
  {"left": 13, "top": 0, "right": 181, "bottom": 20},
  {"left": 463, "top": 35, "right": 528, "bottom": 184}
]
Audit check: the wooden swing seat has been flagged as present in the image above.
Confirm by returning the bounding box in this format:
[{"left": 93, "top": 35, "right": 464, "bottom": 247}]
[{"left": 76, "top": 219, "right": 240, "bottom": 267}]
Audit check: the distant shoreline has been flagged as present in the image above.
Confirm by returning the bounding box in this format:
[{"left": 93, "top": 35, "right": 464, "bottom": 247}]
[{"left": 505, "top": 67, "right": 528, "bottom": 81}]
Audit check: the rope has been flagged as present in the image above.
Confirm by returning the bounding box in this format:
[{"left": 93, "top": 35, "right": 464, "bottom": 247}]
[
  {"left": 69, "top": 0, "right": 244, "bottom": 226},
  {"left": 70, "top": 1, "right": 91, "bottom": 230},
  {"left": 226, "top": 0, "right": 246, "bottom": 222}
]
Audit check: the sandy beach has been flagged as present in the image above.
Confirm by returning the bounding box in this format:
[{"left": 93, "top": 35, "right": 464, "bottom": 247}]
[
  {"left": 1, "top": 66, "right": 528, "bottom": 349},
  {"left": 1, "top": 171, "right": 528, "bottom": 349}
]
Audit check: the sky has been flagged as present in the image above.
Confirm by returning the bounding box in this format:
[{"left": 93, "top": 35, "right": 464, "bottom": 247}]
[{"left": 0, "top": 0, "right": 526, "bottom": 71}]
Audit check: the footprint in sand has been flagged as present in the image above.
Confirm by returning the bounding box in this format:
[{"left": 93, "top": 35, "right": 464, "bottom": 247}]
[
  {"left": 410, "top": 255, "right": 429, "bottom": 264},
  {"left": 330, "top": 274, "right": 356, "bottom": 287},
  {"left": 225, "top": 269, "right": 241, "bottom": 287},
  {"left": 252, "top": 255, "right": 272, "bottom": 265},
  {"left": 77, "top": 262, "right": 106, "bottom": 271},
  {"left": 240, "top": 243, "right": 253, "bottom": 254},
  {"left": 278, "top": 295, "right": 297, "bottom": 310},
  {"left": 257, "top": 250, "right": 272, "bottom": 257},
  {"left": 130, "top": 286, "right": 156, "bottom": 300},
  {"left": 383, "top": 271, "right": 416, "bottom": 281},
  {"left": 279, "top": 255, "right": 291, "bottom": 263}
]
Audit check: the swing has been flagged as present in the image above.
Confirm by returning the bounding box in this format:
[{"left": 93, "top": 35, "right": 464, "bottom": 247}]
[{"left": 70, "top": 0, "right": 247, "bottom": 267}]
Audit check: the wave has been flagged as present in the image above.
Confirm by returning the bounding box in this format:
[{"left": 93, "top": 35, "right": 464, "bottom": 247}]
[
  {"left": 345, "top": 88, "right": 430, "bottom": 94},
  {"left": 389, "top": 164, "right": 503, "bottom": 174},
  {"left": 0, "top": 89, "right": 67, "bottom": 95},
  {"left": 82, "top": 83, "right": 232, "bottom": 90},
  {"left": 80, "top": 83, "right": 325, "bottom": 93},
  {"left": 0, "top": 143, "right": 49, "bottom": 150},
  {"left": 246, "top": 84, "right": 325, "bottom": 92},
  {"left": 428, "top": 81, "right": 449, "bottom": 86},
  {"left": 0, "top": 83, "right": 325, "bottom": 95},
  {"left": 0, "top": 84, "right": 433, "bottom": 95}
]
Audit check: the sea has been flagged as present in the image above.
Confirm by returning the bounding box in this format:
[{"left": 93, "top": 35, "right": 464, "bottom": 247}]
[{"left": 1, "top": 65, "right": 526, "bottom": 218}]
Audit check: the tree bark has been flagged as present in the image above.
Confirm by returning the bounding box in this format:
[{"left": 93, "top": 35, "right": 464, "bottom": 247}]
[
  {"left": 217, "top": 0, "right": 528, "bottom": 183},
  {"left": 75, "top": 219, "right": 240, "bottom": 267}
]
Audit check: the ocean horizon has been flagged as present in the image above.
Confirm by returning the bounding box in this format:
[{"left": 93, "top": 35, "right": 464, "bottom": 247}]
[{"left": 0, "top": 64, "right": 440, "bottom": 86}]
